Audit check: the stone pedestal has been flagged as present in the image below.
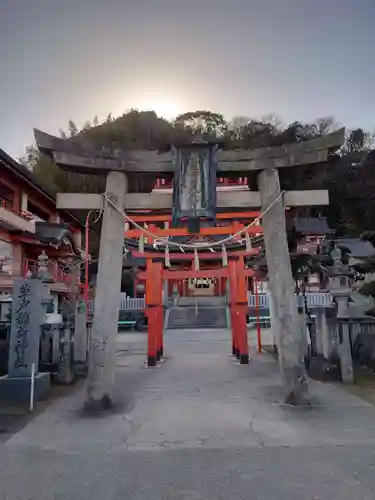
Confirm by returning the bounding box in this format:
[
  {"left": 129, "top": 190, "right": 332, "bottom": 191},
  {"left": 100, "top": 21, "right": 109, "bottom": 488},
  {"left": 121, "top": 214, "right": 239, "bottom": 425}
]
[
  {"left": 335, "top": 292, "right": 354, "bottom": 384},
  {"left": 74, "top": 302, "right": 88, "bottom": 377},
  {"left": 337, "top": 318, "right": 354, "bottom": 384},
  {"left": 74, "top": 301, "right": 88, "bottom": 364},
  {"left": 314, "top": 309, "right": 330, "bottom": 359},
  {"left": 331, "top": 291, "right": 354, "bottom": 384},
  {"left": 58, "top": 326, "right": 74, "bottom": 384},
  {"left": 0, "top": 372, "right": 50, "bottom": 404}
]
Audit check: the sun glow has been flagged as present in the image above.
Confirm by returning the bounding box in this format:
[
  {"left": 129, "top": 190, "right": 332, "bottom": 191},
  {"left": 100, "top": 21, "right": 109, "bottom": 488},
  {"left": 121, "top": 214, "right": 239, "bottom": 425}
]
[{"left": 137, "top": 99, "right": 183, "bottom": 120}]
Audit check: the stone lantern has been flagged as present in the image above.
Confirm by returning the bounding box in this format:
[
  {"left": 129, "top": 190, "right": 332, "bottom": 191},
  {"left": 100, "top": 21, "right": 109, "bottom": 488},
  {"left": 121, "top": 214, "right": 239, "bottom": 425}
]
[
  {"left": 328, "top": 245, "right": 352, "bottom": 315},
  {"left": 37, "top": 250, "right": 53, "bottom": 283},
  {"left": 327, "top": 244, "right": 354, "bottom": 383}
]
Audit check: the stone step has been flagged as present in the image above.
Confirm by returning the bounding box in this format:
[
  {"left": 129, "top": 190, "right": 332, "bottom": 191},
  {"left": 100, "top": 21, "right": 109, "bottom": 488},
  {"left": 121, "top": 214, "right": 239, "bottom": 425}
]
[
  {"left": 174, "top": 296, "right": 226, "bottom": 308},
  {"left": 166, "top": 306, "right": 227, "bottom": 330}
]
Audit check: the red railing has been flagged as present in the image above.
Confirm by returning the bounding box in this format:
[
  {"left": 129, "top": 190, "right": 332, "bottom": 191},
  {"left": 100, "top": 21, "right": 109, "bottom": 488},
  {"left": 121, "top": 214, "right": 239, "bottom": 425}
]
[
  {"left": 153, "top": 177, "right": 249, "bottom": 189},
  {"left": 154, "top": 178, "right": 172, "bottom": 189},
  {"left": 0, "top": 198, "right": 16, "bottom": 212},
  {"left": 0, "top": 198, "right": 35, "bottom": 222},
  {"left": 217, "top": 177, "right": 248, "bottom": 185}
]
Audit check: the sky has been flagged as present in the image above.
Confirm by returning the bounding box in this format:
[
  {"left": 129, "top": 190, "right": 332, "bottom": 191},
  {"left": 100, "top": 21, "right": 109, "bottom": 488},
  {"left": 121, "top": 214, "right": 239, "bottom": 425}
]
[{"left": 1, "top": 0, "right": 375, "bottom": 158}]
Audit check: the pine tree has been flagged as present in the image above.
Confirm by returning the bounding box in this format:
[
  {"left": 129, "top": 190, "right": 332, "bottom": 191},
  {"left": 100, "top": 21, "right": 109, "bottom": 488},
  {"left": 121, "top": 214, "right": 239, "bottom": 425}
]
[{"left": 68, "top": 120, "right": 78, "bottom": 137}]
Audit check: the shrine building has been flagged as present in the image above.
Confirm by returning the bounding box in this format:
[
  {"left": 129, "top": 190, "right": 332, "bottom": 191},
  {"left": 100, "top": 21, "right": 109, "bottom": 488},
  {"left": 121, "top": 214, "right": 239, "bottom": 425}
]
[{"left": 0, "top": 148, "right": 83, "bottom": 305}]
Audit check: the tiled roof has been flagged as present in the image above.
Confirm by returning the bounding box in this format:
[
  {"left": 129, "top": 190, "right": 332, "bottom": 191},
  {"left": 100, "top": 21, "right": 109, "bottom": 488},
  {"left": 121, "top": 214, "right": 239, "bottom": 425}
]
[
  {"left": 34, "top": 222, "right": 71, "bottom": 245},
  {"left": 294, "top": 217, "right": 333, "bottom": 235},
  {"left": 22, "top": 222, "right": 80, "bottom": 254},
  {"left": 336, "top": 238, "right": 375, "bottom": 258}
]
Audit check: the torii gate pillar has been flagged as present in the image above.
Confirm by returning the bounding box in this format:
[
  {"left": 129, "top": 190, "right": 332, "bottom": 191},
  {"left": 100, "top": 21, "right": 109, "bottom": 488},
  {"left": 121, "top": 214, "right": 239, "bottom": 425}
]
[
  {"left": 258, "top": 169, "right": 309, "bottom": 405},
  {"left": 85, "top": 171, "right": 128, "bottom": 412}
]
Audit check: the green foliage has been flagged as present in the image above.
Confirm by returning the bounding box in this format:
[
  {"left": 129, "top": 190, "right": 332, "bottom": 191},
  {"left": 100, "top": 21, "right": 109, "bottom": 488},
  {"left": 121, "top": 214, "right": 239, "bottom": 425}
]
[
  {"left": 360, "top": 281, "right": 375, "bottom": 298},
  {"left": 18, "top": 145, "right": 64, "bottom": 195},
  {"left": 358, "top": 255, "right": 375, "bottom": 300},
  {"left": 68, "top": 120, "right": 78, "bottom": 137},
  {"left": 174, "top": 110, "right": 227, "bottom": 141},
  {"left": 362, "top": 231, "right": 375, "bottom": 246},
  {"left": 290, "top": 253, "right": 322, "bottom": 281},
  {"left": 315, "top": 116, "right": 340, "bottom": 136},
  {"left": 79, "top": 110, "right": 176, "bottom": 150},
  {"left": 343, "top": 128, "right": 375, "bottom": 153},
  {"left": 352, "top": 255, "right": 375, "bottom": 274},
  {"left": 21, "top": 108, "right": 375, "bottom": 240},
  {"left": 32, "top": 156, "right": 65, "bottom": 195},
  {"left": 20, "top": 142, "right": 104, "bottom": 197},
  {"left": 365, "top": 307, "right": 375, "bottom": 317}
]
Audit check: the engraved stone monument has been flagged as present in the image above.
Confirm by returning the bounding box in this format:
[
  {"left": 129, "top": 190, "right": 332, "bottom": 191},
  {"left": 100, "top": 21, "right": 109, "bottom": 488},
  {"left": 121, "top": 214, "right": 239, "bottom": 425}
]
[{"left": 0, "top": 278, "right": 51, "bottom": 403}]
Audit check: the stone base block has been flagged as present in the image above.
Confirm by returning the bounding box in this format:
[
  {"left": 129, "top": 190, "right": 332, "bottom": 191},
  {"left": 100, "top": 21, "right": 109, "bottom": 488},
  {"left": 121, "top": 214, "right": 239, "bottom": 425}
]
[
  {"left": 74, "top": 361, "right": 88, "bottom": 378},
  {"left": 0, "top": 372, "right": 51, "bottom": 404},
  {"left": 148, "top": 356, "right": 157, "bottom": 367},
  {"left": 240, "top": 354, "right": 249, "bottom": 365},
  {"left": 308, "top": 356, "right": 341, "bottom": 382}
]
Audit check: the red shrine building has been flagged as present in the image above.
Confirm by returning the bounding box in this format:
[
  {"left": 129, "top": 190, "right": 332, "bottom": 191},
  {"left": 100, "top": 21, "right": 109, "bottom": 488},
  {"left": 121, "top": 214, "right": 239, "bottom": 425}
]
[{"left": 0, "top": 149, "right": 83, "bottom": 300}]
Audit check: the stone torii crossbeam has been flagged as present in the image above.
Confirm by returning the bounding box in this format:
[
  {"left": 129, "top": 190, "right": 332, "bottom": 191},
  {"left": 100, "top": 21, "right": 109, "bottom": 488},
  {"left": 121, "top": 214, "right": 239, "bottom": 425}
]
[{"left": 35, "top": 128, "right": 345, "bottom": 410}]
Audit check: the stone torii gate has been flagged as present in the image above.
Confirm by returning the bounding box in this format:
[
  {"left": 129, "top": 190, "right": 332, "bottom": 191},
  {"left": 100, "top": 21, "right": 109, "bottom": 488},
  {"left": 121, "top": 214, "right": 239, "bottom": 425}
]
[{"left": 35, "top": 128, "right": 345, "bottom": 410}]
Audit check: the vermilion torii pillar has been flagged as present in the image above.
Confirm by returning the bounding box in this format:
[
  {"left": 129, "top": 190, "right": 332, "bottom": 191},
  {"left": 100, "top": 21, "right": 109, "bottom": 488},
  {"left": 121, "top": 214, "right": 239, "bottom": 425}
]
[
  {"left": 145, "top": 260, "right": 163, "bottom": 366},
  {"left": 35, "top": 127, "right": 345, "bottom": 407},
  {"left": 228, "top": 256, "right": 249, "bottom": 364}
]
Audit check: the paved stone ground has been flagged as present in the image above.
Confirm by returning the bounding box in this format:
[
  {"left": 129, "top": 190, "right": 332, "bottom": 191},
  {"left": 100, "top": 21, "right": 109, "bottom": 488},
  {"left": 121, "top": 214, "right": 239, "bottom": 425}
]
[{"left": 1, "top": 328, "right": 375, "bottom": 499}]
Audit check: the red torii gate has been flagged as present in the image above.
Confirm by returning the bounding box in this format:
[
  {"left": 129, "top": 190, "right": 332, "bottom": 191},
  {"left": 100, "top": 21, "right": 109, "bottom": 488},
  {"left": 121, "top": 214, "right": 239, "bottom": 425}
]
[
  {"left": 84, "top": 209, "right": 265, "bottom": 365},
  {"left": 137, "top": 240, "right": 258, "bottom": 367}
]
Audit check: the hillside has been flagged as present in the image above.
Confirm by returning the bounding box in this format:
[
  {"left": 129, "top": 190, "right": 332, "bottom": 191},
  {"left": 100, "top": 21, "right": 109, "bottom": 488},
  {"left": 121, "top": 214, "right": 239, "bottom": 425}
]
[{"left": 21, "top": 109, "right": 375, "bottom": 236}]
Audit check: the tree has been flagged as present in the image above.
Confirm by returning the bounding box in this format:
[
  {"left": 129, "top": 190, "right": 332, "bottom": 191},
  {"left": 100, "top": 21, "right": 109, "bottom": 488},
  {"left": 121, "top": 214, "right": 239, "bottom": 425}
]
[
  {"left": 19, "top": 145, "right": 66, "bottom": 195},
  {"left": 261, "top": 113, "right": 283, "bottom": 130},
  {"left": 346, "top": 128, "right": 366, "bottom": 153},
  {"left": 315, "top": 116, "right": 340, "bottom": 136},
  {"left": 22, "top": 109, "right": 375, "bottom": 239},
  {"left": 173, "top": 111, "right": 228, "bottom": 140},
  {"left": 68, "top": 120, "right": 78, "bottom": 137},
  {"left": 241, "top": 120, "right": 279, "bottom": 148},
  {"left": 19, "top": 146, "right": 66, "bottom": 195},
  {"left": 358, "top": 262, "right": 375, "bottom": 317},
  {"left": 279, "top": 121, "right": 319, "bottom": 144},
  {"left": 18, "top": 145, "right": 39, "bottom": 170},
  {"left": 342, "top": 128, "right": 375, "bottom": 155},
  {"left": 229, "top": 116, "right": 250, "bottom": 140}
]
